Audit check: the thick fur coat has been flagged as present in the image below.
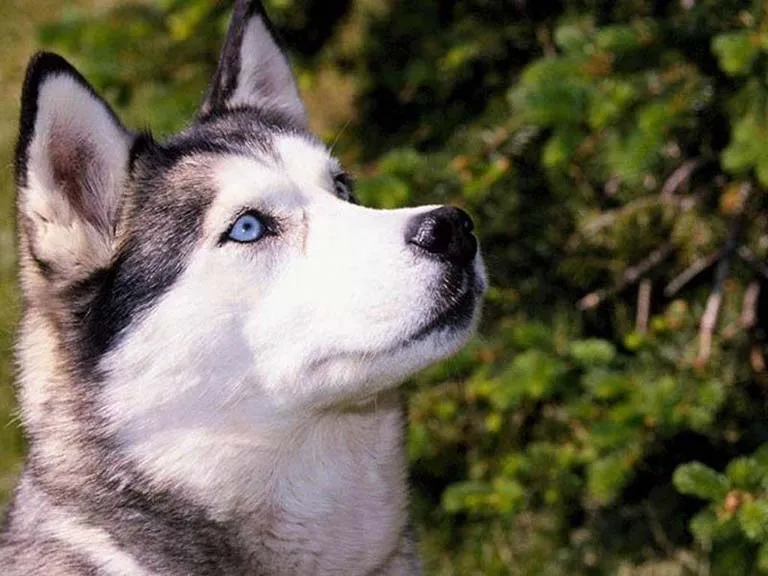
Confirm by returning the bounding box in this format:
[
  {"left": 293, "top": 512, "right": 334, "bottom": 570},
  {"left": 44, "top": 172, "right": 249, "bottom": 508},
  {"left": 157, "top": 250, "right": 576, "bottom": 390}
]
[{"left": 0, "top": 1, "right": 485, "bottom": 574}]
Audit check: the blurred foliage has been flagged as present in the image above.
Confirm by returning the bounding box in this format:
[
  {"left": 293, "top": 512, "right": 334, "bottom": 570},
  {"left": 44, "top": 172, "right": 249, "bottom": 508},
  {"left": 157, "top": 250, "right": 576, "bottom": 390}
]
[{"left": 0, "top": 0, "right": 765, "bottom": 573}]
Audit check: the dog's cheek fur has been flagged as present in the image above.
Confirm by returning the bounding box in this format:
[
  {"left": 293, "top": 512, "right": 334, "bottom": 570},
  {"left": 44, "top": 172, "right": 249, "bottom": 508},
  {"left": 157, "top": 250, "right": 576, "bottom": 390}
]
[
  {"left": 69, "top": 160, "right": 216, "bottom": 377},
  {"left": 9, "top": 153, "right": 254, "bottom": 574}
]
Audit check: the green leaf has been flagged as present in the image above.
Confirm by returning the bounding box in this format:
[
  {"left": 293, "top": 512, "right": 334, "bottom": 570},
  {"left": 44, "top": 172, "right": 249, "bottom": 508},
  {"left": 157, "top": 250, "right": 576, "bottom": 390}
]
[
  {"left": 510, "top": 58, "right": 590, "bottom": 127},
  {"left": 569, "top": 339, "right": 617, "bottom": 366},
  {"left": 752, "top": 444, "right": 768, "bottom": 470},
  {"left": 489, "top": 477, "right": 525, "bottom": 515},
  {"left": 739, "top": 500, "right": 768, "bottom": 542},
  {"left": 589, "top": 420, "right": 639, "bottom": 451},
  {"left": 687, "top": 379, "right": 725, "bottom": 432},
  {"left": 690, "top": 508, "right": 718, "bottom": 543},
  {"left": 582, "top": 368, "right": 630, "bottom": 400},
  {"left": 553, "top": 19, "right": 593, "bottom": 53},
  {"left": 673, "top": 462, "right": 729, "bottom": 501},
  {"left": 722, "top": 113, "right": 763, "bottom": 175},
  {"left": 727, "top": 457, "right": 763, "bottom": 490},
  {"left": 442, "top": 481, "right": 492, "bottom": 514},
  {"left": 509, "top": 322, "right": 553, "bottom": 350},
  {"left": 588, "top": 454, "right": 631, "bottom": 504},
  {"left": 588, "top": 79, "right": 637, "bottom": 129},
  {"left": 641, "top": 376, "right": 681, "bottom": 425},
  {"left": 542, "top": 129, "right": 584, "bottom": 169},
  {"left": 712, "top": 32, "right": 759, "bottom": 76},
  {"left": 594, "top": 23, "right": 652, "bottom": 54},
  {"left": 711, "top": 538, "right": 753, "bottom": 575},
  {"left": 757, "top": 541, "right": 768, "bottom": 572},
  {"left": 355, "top": 174, "right": 411, "bottom": 210},
  {"left": 500, "top": 350, "right": 567, "bottom": 400}
]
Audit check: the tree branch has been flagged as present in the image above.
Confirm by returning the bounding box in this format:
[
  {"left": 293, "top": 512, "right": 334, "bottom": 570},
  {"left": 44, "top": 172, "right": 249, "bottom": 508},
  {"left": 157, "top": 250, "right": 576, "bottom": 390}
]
[
  {"left": 577, "top": 193, "right": 698, "bottom": 243},
  {"left": 722, "top": 281, "right": 760, "bottom": 340},
  {"left": 740, "top": 281, "right": 760, "bottom": 330},
  {"left": 578, "top": 244, "right": 674, "bottom": 310},
  {"left": 661, "top": 159, "right": 701, "bottom": 197},
  {"left": 696, "top": 183, "right": 751, "bottom": 366},
  {"left": 664, "top": 248, "right": 724, "bottom": 297},
  {"left": 636, "top": 279, "right": 652, "bottom": 334}
]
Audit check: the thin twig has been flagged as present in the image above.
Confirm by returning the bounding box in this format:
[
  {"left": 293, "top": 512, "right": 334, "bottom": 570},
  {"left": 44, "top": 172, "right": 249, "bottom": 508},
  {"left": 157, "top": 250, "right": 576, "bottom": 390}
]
[
  {"left": 722, "top": 281, "right": 760, "bottom": 340},
  {"left": 579, "top": 193, "right": 698, "bottom": 241},
  {"left": 696, "top": 183, "right": 751, "bottom": 366},
  {"left": 636, "top": 279, "right": 652, "bottom": 334},
  {"left": 661, "top": 159, "right": 701, "bottom": 197},
  {"left": 664, "top": 248, "right": 724, "bottom": 297},
  {"left": 740, "top": 281, "right": 760, "bottom": 330},
  {"left": 643, "top": 502, "right": 701, "bottom": 573},
  {"left": 697, "top": 284, "right": 724, "bottom": 365},
  {"left": 643, "top": 501, "right": 675, "bottom": 555},
  {"left": 751, "top": 346, "right": 766, "bottom": 373},
  {"left": 578, "top": 244, "right": 674, "bottom": 310}
]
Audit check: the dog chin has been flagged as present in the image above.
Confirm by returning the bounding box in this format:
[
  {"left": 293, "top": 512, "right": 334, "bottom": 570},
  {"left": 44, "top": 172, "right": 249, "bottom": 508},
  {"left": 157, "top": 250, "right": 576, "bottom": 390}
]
[
  {"left": 304, "top": 267, "right": 486, "bottom": 402},
  {"left": 403, "top": 267, "right": 486, "bottom": 348},
  {"left": 372, "top": 286, "right": 484, "bottom": 382},
  {"left": 409, "top": 297, "right": 481, "bottom": 357},
  {"left": 304, "top": 298, "right": 481, "bottom": 404}
]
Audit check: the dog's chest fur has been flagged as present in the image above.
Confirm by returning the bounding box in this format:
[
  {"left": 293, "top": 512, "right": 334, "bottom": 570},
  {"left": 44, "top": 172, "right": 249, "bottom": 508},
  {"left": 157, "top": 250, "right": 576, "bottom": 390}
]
[
  {"left": 3, "top": 350, "right": 415, "bottom": 575},
  {"left": 149, "top": 393, "right": 412, "bottom": 575},
  {"left": 234, "top": 398, "right": 413, "bottom": 574}
]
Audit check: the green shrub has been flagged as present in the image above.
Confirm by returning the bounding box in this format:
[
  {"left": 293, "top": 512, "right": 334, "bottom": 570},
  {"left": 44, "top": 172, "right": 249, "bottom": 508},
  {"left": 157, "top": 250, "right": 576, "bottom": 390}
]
[{"left": 7, "top": 0, "right": 768, "bottom": 573}]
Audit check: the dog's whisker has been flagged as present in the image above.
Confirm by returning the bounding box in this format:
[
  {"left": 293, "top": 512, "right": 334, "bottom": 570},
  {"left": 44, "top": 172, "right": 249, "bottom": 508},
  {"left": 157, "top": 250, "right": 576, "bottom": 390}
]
[{"left": 329, "top": 119, "right": 353, "bottom": 155}]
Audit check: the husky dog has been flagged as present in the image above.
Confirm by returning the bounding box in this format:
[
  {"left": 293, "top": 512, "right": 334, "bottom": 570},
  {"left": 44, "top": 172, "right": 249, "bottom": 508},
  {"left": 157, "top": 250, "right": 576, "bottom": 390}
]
[{"left": 0, "top": 1, "right": 485, "bottom": 574}]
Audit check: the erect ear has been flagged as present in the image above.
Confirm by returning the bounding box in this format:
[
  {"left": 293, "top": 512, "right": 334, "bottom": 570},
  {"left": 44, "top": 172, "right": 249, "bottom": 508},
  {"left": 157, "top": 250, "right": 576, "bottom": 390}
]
[
  {"left": 199, "top": 0, "right": 307, "bottom": 127},
  {"left": 16, "top": 52, "right": 134, "bottom": 288}
]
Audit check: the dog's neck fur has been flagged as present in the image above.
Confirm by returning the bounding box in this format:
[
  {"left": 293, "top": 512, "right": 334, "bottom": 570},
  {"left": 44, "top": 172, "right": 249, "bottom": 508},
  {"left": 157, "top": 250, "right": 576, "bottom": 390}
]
[
  {"left": 18, "top": 316, "right": 414, "bottom": 575},
  {"left": 230, "top": 393, "right": 413, "bottom": 574},
  {"left": 124, "top": 388, "right": 411, "bottom": 573}
]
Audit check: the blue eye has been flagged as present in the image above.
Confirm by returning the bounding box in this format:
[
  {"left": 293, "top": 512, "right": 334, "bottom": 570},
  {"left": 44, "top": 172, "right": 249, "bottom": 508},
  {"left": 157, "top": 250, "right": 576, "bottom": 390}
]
[{"left": 228, "top": 212, "right": 266, "bottom": 243}]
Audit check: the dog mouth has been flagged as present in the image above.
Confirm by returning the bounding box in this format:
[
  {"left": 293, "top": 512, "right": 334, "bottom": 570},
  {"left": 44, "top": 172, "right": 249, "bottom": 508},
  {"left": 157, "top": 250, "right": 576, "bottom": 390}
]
[
  {"left": 304, "top": 267, "right": 485, "bottom": 382},
  {"left": 403, "top": 269, "right": 483, "bottom": 346}
]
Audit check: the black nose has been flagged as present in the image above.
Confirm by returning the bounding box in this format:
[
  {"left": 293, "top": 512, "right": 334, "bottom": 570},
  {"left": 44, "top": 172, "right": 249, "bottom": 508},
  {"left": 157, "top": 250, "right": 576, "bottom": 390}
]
[{"left": 406, "top": 206, "right": 477, "bottom": 267}]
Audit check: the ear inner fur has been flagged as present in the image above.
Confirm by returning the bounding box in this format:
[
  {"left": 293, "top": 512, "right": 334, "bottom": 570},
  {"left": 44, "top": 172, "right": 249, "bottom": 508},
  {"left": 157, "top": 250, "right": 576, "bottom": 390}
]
[
  {"left": 198, "top": 0, "right": 307, "bottom": 127},
  {"left": 15, "top": 52, "right": 134, "bottom": 285}
]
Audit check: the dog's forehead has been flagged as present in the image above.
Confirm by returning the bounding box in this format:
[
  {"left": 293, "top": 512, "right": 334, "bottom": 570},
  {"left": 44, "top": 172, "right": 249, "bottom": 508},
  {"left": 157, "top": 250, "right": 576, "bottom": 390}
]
[
  {"left": 206, "top": 133, "right": 337, "bottom": 213},
  {"left": 274, "top": 133, "right": 339, "bottom": 183}
]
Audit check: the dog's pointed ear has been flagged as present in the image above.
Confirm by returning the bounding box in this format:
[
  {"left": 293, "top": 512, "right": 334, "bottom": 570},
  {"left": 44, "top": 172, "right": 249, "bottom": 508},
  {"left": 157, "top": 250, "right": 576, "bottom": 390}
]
[
  {"left": 199, "top": 0, "right": 307, "bottom": 127},
  {"left": 16, "top": 52, "right": 134, "bottom": 287}
]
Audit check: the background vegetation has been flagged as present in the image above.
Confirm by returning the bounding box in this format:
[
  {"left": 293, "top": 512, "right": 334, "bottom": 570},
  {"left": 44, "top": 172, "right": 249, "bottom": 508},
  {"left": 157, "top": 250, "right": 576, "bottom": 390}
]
[{"left": 2, "top": 0, "right": 768, "bottom": 573}]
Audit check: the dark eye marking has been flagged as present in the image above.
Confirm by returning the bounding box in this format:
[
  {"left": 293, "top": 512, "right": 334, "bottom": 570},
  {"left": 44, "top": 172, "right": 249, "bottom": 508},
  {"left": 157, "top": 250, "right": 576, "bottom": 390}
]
[{"left": 332, "top": 172, "right": 358, "bottom": 205}]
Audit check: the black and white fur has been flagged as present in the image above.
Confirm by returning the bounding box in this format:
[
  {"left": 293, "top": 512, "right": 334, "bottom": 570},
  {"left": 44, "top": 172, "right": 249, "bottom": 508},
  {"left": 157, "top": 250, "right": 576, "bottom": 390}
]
[{"left": 0, "top": 1, "right": 486, "bottom": 574}]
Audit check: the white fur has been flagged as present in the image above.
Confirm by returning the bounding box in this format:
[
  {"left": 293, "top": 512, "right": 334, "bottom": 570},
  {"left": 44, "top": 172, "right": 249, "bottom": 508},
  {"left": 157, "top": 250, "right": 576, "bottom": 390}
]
[
  {"left": 99, "top": 134, "right": 484, "bottom": 573},
  {"left": 40, "top": 500, "right": 156, "bottom": 576},
  {"left": 17, "top": 314, "right": 87, "bottom": 481}
]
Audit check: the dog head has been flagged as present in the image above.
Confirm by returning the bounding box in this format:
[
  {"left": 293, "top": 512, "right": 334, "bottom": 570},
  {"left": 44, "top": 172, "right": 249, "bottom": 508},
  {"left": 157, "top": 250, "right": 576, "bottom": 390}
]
[{"left": 15, "top": 1, "right": 485, "bottom": 428}]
